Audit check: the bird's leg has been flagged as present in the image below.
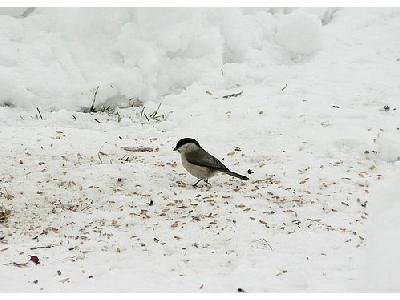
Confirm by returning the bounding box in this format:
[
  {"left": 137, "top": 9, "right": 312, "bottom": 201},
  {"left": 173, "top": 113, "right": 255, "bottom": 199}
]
[{"left": 193, "top": 179, "right": 203, "bottom": 187}]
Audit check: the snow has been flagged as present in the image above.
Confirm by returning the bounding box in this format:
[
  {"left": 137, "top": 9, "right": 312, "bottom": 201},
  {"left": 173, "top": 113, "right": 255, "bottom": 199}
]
[
  {"left": 0, "top": 7, "right": 400, "bottom": 292},
  {"left": 0, "top": 7, "right": 329, "bottom": 110},
  {"left": 361, "top": 164, "right": 400, "bottom": 292},
  {"left": 275, "top": 10, "right": 322, "bottom": 57}
]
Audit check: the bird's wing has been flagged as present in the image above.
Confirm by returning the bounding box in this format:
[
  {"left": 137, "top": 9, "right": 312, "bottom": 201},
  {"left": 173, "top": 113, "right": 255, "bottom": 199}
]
[{"left": 185, "top": 148, "right": 229, "bottom": 172}]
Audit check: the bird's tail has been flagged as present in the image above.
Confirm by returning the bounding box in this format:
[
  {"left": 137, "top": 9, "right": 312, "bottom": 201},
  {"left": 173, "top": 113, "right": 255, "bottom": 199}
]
[{"left": 226, "top": 171, "right": 249, "bottom": 180}]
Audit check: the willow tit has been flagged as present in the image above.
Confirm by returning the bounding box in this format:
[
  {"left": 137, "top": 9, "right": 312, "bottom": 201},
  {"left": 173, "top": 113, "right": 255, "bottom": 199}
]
[{"left": 174, "top": 138, "right": 249, "bottom": 186}]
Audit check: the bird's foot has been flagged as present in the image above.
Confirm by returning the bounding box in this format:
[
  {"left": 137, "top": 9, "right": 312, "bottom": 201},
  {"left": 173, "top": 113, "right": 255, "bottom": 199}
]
[
  {"left": 192, "top": 179, "right": 203, "bottom": 188},
  {"left": 193, "top": 179, "right": 211, "bottom": 188}
]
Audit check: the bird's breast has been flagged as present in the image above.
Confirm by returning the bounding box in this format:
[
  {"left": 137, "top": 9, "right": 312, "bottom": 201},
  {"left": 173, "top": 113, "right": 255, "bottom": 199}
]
[{"left": 181, "top": 155, "right": 215, "bottom": 179}]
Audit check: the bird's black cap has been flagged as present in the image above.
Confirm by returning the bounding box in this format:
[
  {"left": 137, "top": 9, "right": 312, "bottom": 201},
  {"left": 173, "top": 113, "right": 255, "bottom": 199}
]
[{"left": 174, "top": 138, "right": 200, "bottom": 151}]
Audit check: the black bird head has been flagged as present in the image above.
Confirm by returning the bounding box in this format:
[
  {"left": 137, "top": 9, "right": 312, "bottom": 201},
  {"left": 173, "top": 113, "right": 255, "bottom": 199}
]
[{"left": 174, "top": 138, "right": 201, "bottom": 151}]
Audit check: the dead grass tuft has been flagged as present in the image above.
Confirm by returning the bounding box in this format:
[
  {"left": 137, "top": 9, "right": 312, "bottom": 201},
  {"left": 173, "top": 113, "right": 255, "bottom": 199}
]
[{"left": 0, "top": 206, "right": 11, "bottom": 223}]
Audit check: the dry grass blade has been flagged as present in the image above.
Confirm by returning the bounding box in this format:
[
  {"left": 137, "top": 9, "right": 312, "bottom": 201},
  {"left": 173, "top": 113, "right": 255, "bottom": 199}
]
[
  {"left": 149, "top": 103, "right": 162, "bottom": 119},
  {"left": 36, "top": 107, "right": 43, "bottom": 120},
  {"left": 1, "top": 189, "right": 14, "bottom": 200},
  {"left": 90, "top": 86, "right": 100, "bottom": 112},
  {"left": 143, "top": 103, "right": 164, "bottom": 122}
]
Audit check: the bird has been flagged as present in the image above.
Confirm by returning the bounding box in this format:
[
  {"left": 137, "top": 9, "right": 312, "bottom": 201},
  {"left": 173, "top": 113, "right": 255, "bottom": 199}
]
[{"left": 173, "top": 138, "right": 249, "bottom": 187}]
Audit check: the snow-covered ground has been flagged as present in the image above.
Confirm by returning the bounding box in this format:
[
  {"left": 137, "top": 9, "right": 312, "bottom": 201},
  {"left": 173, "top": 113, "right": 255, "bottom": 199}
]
[{"left": 1, "top": 7, "right": 400, "bottom": 292}]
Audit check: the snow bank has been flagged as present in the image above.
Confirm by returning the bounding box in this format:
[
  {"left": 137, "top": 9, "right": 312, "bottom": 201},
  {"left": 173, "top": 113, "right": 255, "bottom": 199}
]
[
  {"left": 361, "top": 164, "right": 400, "bottom": 291},
  {"left": 0, "top": 8, "right": 329, "bottom": 110}
]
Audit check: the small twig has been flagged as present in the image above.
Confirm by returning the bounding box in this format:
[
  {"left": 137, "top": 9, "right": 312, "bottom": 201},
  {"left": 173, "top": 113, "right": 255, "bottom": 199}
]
[
  {"left": 281, "top": 83, "right": 288, "bottom": 92},
  {"left": 36, "top": 107, "right": 43, "bottom": 120},
  {"left": 5, "top": 262, "right": 29, "bottom": 268},
  {"left": 94, "top": 118, "right": 101, "bottom": 123},
  {"left": 222, "top": 91, "right": 243, "bottom": 99},
  {"left": 121, "top": 146, "right": 153, "bottom": 152},
  {"left": 275, "top": 270, "right": 287, "bottom": 276},
  {"left": 30, "top": 245, "right": 54, "bottom": 250},
  {"left": 118, "top": 154, "right": 128, "bottom": 161},
  {"left": 72, "top": 115, "right": 76, "bottom": 120},
  {"left": 90, "top": 86, "right": 100, "bottom": 112}
]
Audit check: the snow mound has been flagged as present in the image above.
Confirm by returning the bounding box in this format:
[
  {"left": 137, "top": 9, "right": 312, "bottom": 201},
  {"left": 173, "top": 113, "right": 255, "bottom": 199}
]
[
  {"left": 0, "top": 8, "right": 331, "bottom": 110},
  {"left": 276, "top": 11, "right": 322, "bottom": 58},
  {"left": 362, "top": 165, "right": 400, "bottom": 291},
  {"left": 376, "top": 135, "right": 400, "bottom": 163}
]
